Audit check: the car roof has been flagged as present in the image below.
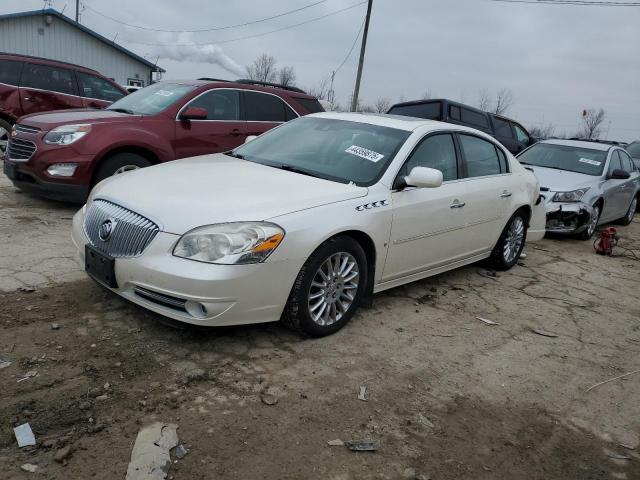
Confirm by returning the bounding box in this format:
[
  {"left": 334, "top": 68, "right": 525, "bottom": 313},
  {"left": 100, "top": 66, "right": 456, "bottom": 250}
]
[
  {"left": 538, "top": 139, "right": 613, "bottom": 152},
  {"left": 0, "top": 52, "right": 100, "bottom": 74},
  {"left": 156, "top": 79, "right": 318, "bottom": 99},
  {"left": 308, "top": 112, "right": 496, "bottom": 136}
]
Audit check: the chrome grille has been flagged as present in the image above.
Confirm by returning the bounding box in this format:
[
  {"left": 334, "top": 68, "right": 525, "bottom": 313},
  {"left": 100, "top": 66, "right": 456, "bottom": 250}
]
[
  {"left": 84, "top": 199, "right": 159, "bottom": 258},
  {"left": 15, "top": 124, "right": 41, "bottom": 134},
  {"left": 7, "top": 138, "right": 36, "bottom": 161}
]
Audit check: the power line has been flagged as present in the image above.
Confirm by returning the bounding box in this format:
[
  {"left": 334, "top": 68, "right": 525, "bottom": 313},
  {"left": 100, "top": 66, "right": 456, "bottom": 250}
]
[
  {"left": 82, "top": 0, "right": 330, "bottom": 32},
  {"left": 490, "top": 0, "right": 640, "bottom": 6},
  {"left": 334, "top": 19, "right": 365, "bottom": 75},
  {"left": 121, "top": 2, "right": 366, "bottom": 47}
]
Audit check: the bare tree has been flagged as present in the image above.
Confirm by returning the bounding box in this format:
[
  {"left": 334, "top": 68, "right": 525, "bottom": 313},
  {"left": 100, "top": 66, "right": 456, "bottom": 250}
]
[
  {"left": 422, "top": 89, "right": 433, "bottom": 100},
  {"left": 374, "top": 97, "right": 392, "bottom": 113},
  {"left": 246, "top": 53, "right": 278, "bottom": 83},
  {"left": 308, "top": 77, "right": 330, "bottom": 101},
  {"left": 580, "top": 108, "right": 606, "bottom": 139},
  {"left": 278, "top": 66, "right": 296, "bottom": 87},
  {"left": 528, "top": 123, "right": 556, "bottom": 140},
  {"left": 493, "top": 88, "right": 514, "bottom": 115},
  {"left": 477, "top": 88, "right": 491, "bottom": 111}
]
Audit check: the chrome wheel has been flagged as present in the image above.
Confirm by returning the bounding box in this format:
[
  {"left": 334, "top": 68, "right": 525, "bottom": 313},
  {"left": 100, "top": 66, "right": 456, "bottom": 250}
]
[
  {"left": 586, "top": 205, "right": 600, "bottom": 237},
  {"left": 627, "top": 197, "right": 637, "bottom": 222},
  {"left": 308, "top": 252, "right": 359, "bottom": 326},
  {"left": 503, "top": 216, "right": 525, "bottom": 264},
  {"left": 114, "top": 164, "right": 141, "bottom": 175},
  {"left": 0, "top": 126, "right": 8, "bottom": 154}
]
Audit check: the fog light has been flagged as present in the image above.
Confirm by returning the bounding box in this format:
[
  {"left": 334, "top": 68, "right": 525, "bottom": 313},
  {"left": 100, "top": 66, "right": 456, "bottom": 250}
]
[
  {"left": 47, "top": 163, "right": 78, "bottom": 177},
  {"left": 185, "top": 300, "right": 208, "bottom": 319}
]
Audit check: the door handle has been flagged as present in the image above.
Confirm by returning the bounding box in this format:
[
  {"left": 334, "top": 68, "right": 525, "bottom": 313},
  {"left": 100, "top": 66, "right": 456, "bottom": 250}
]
[
  {"left": 230, "top": 129, "right": 242, "bottom": 137},
  {"left": 500, "top": 191, "right": 512, "bottom": 198},
  {"left": 450, "top": 201, "right": 466, "bottom": 209}
]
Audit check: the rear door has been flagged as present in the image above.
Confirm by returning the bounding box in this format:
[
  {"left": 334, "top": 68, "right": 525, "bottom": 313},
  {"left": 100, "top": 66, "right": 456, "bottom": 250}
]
[
  {"left": 173, "top": 88, "right": 245, "bottom": 159},
  {"left": 0, "top": 59, "right": 24, "bottom": 122},
  {"left": 243, "top": 90, "right": 297, "bottom": 137},
  {"left": 492, "top": 116, "right": 519, "bottom": 154},
  {"left": 76, "top": 71, "right": 125, "bottom": 109},
  {"left": 19, "top": 62, "right": 83, "bottom": 115}
]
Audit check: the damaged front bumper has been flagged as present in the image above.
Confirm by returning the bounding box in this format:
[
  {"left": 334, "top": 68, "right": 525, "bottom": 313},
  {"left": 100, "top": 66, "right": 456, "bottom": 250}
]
[{"left": 545, "top": 202, "right": 593, "bottom": 234}]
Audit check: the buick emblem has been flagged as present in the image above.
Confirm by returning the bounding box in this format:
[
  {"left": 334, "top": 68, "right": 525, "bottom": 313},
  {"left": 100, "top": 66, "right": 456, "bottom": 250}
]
[{"left": 99, "top": 219, "right": 116, "bottom": 241}]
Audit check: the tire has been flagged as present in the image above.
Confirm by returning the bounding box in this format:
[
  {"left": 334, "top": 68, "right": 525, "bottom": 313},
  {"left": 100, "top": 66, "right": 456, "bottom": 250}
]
[
  {"left": 0, "top": 117, "right": 13, "bottom": 155},
  {"left": 617, "top": 195, "right": 638, "bottom": 226},
  {"left": 578, "top": 203, "right": 601, "bottom": 240},
  {"left": 93, "top": 153, "right": 151, "bottom": 186},
  {"left": 487, "top": 210, "right": 528, "bottom": 271},
  {"left": 282, "top": 235, "right": 367, "bottom": 338}
]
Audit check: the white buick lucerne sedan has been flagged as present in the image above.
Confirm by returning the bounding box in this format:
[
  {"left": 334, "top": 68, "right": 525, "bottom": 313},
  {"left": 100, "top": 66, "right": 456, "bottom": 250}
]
[{"left": 72, "top": 113, "right": 545, "bottom": 337}]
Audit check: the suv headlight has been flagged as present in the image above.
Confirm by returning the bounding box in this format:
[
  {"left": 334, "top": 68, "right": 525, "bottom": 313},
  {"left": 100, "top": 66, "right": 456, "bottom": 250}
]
[
  {"left": 552, "top": 188, "right": 589, "bottom": 203},
  {"left": 173, "top": 222, "right": 285, "bottom": 265},
  {"left": 44, "top": 124, "right": 92, "bottom": 145}
]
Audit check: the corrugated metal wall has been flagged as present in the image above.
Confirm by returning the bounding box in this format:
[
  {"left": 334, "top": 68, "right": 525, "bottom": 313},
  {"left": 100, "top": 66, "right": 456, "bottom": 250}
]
[{"left": 0, "top": 13, "right": 152, "bottom": 86}]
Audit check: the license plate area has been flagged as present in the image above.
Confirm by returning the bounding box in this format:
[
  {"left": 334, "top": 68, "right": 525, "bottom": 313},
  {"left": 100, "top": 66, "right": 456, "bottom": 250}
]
[{"left": 85, "top": 244, "right": 118, "bottom": 288}]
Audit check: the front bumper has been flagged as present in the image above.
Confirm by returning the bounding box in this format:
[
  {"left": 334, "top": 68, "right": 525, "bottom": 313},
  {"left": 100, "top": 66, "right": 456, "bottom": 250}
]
[
  {"left": 544, "top": 201, "right": 593, "bottom": 234},
  {"left": 71, "top": 210, "right": 297, "bottom": 327},
  {"left": 4, "top": 159, "right": 89, "bottom": 203}
]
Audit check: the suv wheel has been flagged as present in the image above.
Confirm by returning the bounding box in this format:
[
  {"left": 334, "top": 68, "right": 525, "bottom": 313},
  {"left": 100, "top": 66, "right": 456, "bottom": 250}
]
[
  {"left": 487, "top": 210, "right": 528, "bottom": 270},
  {"left": 93, "top": 153, "right": 151, "bottom": 186},
  {"left": 0, "top": 118, "right": 12, "bottom": 154},
  {"left": 282, "top": 236, "right": 367, "bottom": 337}
]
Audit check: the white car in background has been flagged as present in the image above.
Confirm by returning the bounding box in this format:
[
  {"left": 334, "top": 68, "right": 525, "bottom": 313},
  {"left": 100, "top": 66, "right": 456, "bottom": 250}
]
[{"left": 72, "top": 113, "right": 545, "bottom": 337}]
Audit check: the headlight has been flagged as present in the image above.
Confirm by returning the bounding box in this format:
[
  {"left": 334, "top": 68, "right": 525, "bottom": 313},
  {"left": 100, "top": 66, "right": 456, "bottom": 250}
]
[
  {"left": 552, "top": 188, "right": 589, "bottom": 202},
  {"left": 173, "top": 222, "right": 285, "bottom": 265},
  {"left": 44, "top": 124, "right": 92, "bottom": 145}
]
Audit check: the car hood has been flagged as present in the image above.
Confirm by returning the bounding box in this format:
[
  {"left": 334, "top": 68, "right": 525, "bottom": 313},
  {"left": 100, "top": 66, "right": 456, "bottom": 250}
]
[
  {"left": 527, "top": 165, "right": 599, "bottom": 192},
  {"left": 19, "top": 109, "right": 139, "bottom": 130},
  {"left": 92, "top": 154, "right": 368, "bottom": 234}
]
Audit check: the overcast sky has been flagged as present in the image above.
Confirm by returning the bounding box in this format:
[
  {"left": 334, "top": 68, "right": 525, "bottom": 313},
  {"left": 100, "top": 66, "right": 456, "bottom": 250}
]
[{"left": 5, "top": 0, "right": 640, "bottom": 141}]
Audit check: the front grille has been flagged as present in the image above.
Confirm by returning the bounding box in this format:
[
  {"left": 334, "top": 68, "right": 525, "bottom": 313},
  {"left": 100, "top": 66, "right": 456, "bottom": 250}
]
[
  {"left": 84, "top": 199, "right": 159, "bottom": 258},
  {"left": 133, "top": 287, "right": 187, "bottom": 312},
  {"left": 15, "top": 124, "right": 41, "bottom": 134},
  {"left": 7, "top": 138, "right": 36, "bottom": 161}
]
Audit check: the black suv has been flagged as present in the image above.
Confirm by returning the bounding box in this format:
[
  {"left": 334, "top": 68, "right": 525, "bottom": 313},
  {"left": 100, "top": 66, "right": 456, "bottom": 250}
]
[{"left": 387, "top": 99, "right": 535, "bottom": 155}]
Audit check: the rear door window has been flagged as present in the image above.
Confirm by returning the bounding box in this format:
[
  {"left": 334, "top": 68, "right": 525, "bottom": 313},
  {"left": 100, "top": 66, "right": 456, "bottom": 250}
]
[
  {"left": 293, "top": 97, "right": 323, "bottom": 113},
  {"left": 388, "top": 102, "right": 441, "bottom": 120},
  {"left": 494, "top": 118, "right": 514, "bottom": 138},
  {"left": 77, "top": 72, "right": 124, "bottom": 102},
  {"left": 459, "top": 134, "right": 502, "bottom": 177},
  {"left": 449, "top": 105, "right": 461, "bottom": 121},
  {"left": 513, "top": 124, "right": 530, "bottom": 143},
  {"left": 0, "top": 60, "right": 23, "bottom": 86},
  {"left": 244, "top": 91, "right": 289, "bottom": 122},
  {"left": 21, "top": 63, "right": 76, "bottom": 96},
  {"left": 460, "top": 108, "right": 489, "bottom": 129},
  {"left": 187, "top": 89, "right": 240, "bottom": 120}
]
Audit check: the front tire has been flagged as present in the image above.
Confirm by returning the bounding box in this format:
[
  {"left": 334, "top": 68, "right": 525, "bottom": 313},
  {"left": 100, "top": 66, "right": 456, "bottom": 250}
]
[
  {"left": 282, "top": 236, "right": 367, "bottom": 337},
  {"left": 487, "top": 210, "right": 528, "bottom": 270},
  {"left": 578, "top": 203, "right": 601, "bottom": 240},
  {"left": 0, "top": 117, "right": 13, "bottom": 155},
  {"left": 93, "top": 153, "right": 151, "bottom": 186}
]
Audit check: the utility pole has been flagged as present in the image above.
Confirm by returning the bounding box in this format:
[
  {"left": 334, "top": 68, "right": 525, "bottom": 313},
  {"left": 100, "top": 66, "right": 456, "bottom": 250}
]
[
  {"left": 75, "top": 0, "right": 80, "bottom": 22},
  {"left": 350, "top": 0, "right": 373, "bottom": 112}
]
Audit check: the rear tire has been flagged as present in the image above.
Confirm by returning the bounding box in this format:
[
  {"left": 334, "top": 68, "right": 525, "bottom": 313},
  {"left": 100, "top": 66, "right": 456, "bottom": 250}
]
[
  {"left": 0, "top": 117, "right": 13, "bottom": 155},
  {"left": 93, "top": 153, "right": 151, "bottom": 186},
  {"left": 617, "top": 195, "right": 637, "bottom": 226},
  {"left": 282, "top": 236, "right": 367, "bottom": 338},
  {"left": 487, "top": 210, "right": 528, "bottom": 271},
  {"left": 578, "top": 203, "right": 601, "bottom": 240}
]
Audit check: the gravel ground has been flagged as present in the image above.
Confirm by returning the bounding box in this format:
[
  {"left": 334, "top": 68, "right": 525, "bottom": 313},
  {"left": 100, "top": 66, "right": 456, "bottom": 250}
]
[{"left": 1, "top": 167, "right": 639, "bottom": 479}]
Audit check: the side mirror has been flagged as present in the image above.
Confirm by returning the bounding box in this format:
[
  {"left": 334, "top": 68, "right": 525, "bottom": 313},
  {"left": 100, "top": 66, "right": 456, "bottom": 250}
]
[
  {"left": 609, "top": 169, "right": 630, "bottom": 180},
  {"left": 244, "top": 135, "right": 257, "bottom": 144},
  {"left": 405, "top": 166, "right": 443, "bottom": 188},
  {"left": 179, "top": 106, "right": 207, "bottom": 120}
]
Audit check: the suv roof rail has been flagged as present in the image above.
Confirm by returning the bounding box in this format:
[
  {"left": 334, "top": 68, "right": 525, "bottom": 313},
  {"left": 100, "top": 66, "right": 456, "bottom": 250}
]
[
  {"left": 234, "top": 79, "right": 307, "bottom": 94},
  {"left": 0, "top": 51, "right": 99, "bottom": 73},
  {"left": 197, "top": 77, "right": 232, "bottom": 82}
]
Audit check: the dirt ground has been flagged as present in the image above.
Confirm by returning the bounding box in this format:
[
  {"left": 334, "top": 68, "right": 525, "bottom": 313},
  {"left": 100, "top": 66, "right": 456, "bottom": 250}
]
[{"left": 1, "top": 168, "right": 640, "bottom": 479}]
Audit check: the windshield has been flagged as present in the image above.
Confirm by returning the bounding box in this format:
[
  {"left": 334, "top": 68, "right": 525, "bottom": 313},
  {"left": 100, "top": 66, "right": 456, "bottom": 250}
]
[
  {"left": 232, "top": 117, "right": 411, "bottom": 186},
  {"left": 107, "top": 83, "right": 195, "bottom": 115},
  {"left": 627, "top": 142, "right": 640, "bottom": 158},
  {"left": 517, "top": 143, "right": 606, "bottom": 176}
]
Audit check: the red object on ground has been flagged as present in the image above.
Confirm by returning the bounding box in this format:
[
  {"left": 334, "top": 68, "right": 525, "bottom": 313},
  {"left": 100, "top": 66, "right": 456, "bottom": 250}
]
[{"left": 594, "top": 227, "right": 618, "bottom": 255}]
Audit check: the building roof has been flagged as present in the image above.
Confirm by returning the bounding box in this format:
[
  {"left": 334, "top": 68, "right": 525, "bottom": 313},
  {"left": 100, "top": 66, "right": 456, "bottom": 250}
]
[{"left": 0, "top": 8, "right": 165, "bottom": 73}]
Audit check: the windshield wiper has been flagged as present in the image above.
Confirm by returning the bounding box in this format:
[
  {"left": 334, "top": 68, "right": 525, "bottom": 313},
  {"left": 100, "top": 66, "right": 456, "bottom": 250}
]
[
  {"left": 277, "top": 164, "right": 321, "bottom": 179},
  {"left": 108, "top": 108, "right": 135, "bottom": 114}
]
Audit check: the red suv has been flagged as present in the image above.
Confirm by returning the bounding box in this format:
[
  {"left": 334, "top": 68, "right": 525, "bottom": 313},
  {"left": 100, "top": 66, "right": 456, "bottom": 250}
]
[
  {"left": 2, "top": 79, "right": 324, "bottom": 202},
  {"left": 0, "top": 53, "right": 127, "bottom": 153}
]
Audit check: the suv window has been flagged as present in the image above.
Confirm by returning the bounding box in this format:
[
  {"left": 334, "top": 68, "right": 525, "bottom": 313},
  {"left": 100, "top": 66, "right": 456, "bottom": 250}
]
[
  {"left": 293, "top": 97, "right": 323, "bottom": 114},
  {"left": 449, "top": 105, "right": 461, "bottom": 121},
  {"left": 459, "top": 134, "right": 502, "bottom": 177},
  {"left": 494, "top": 118, "right": 513, "bottom": 138},
  {"left": 21, "top": 63, "right": 76, "bottom": 96},
  {"left": 460, "top": 108, "right": 489, "bottom": 128},
  {"left": 77, "top": 72, "right": 124, "bottom": 102},
  {"left": 402, "top": 134, "right": 458, "bottom": 182},
  {"left": 0, "top": 60, "right": 23, "bottom": 86},
  {"left": 244, "top": 91, "right": 290, "bottom": 122},
  {"left": 513, "top": 124, "right": 529, "bottom": 143},
  {"left": 388, "top": 102, "right": 441, "bottom": 120},
  {"left": 188, "top": 89, "right": 240, "bottom": 120}
]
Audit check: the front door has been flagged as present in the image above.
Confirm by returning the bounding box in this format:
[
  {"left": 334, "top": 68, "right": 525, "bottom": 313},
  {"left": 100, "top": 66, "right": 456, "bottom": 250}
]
[
  {"left": 173, "top": 88, "right": 246, "bottom": 159},
  {"left": 19, "top": 63, "right": 82, "bottom": 115},
  {"left": 602, "top": 150, "right": 629, "bottom": 221}
]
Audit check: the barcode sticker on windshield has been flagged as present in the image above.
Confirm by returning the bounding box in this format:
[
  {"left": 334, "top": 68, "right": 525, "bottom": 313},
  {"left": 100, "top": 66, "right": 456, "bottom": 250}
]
[
  {"left": 579, "top": 158, "right": 601, "bottom": 166},
  {"left": 345, "top": 145, "right": 385, "bottom": 163},
  {"left": 155, "top": 90, "right": 174, "bottom": 97}
]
